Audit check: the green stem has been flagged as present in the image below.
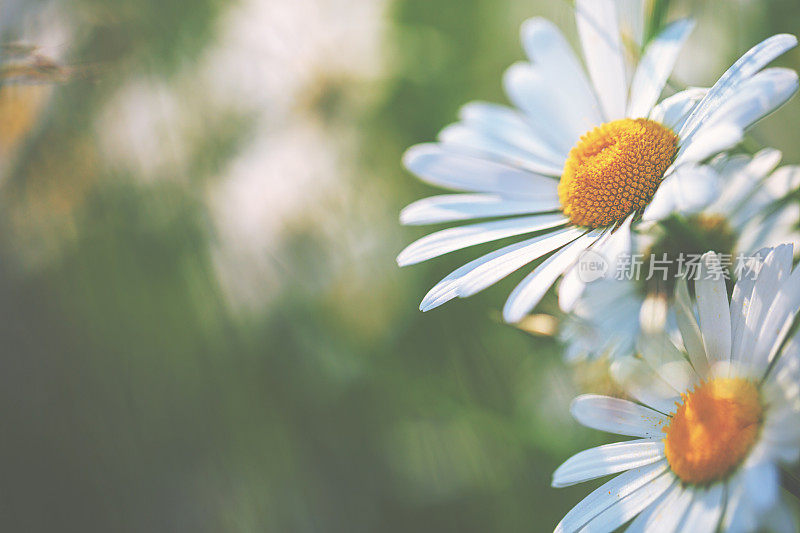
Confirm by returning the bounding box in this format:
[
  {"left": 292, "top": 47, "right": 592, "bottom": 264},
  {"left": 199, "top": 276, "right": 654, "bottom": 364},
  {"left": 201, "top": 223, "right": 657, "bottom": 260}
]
[
  {"left": 781, "top": 466, "right": 800, "bottom": 501},
  {"left": 644, "top": 0, "right": 672, "bottom": 46}
]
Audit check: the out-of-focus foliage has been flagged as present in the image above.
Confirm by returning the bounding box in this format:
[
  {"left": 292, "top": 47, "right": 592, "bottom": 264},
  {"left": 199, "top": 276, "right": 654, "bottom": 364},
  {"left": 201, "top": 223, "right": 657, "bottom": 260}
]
[{"left": 0, "top": 0, "right": 798, "bottom": 531}]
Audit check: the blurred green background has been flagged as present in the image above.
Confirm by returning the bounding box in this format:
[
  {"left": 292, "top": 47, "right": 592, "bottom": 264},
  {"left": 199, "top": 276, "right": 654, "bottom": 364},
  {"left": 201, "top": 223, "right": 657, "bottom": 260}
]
[{"left": 0, "top": 0, "right": 799, "bottom": 531}]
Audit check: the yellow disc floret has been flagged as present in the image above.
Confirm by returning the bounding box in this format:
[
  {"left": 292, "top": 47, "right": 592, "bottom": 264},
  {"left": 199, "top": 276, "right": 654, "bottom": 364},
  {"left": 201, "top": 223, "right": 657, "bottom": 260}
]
[
  {"left": 664, "top": 378, "right": 763, "bottom": 485},
  {"left": 559, "top": 118, "right": 678, "bottom": 228}
]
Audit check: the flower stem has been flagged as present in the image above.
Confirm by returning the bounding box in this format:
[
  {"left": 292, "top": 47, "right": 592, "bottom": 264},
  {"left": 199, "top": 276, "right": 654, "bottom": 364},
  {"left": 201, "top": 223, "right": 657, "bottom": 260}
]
[{"left": 781, "top": 466, "right": 800, "bottom": 501}]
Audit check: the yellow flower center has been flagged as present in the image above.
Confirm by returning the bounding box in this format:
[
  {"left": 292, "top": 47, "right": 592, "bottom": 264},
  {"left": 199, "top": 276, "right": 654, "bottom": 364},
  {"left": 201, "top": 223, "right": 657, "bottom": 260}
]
[
  {"left": 558, "top": 118, "right": 678, "bottom": 228},
  {"left": 664, "top": 378, "right": 763, "bottom": 485}
]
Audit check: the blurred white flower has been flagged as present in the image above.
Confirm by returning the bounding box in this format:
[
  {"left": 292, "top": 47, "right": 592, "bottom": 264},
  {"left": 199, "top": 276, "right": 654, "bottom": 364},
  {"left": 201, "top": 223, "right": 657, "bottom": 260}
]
[{"left": 201, "top": 0, "right": 390, "bottom": 311}]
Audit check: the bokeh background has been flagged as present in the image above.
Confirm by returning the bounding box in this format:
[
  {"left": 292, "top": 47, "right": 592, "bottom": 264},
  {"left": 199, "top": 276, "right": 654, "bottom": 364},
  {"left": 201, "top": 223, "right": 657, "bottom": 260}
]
[{"left": 1, "top": 0, "right": 799, "bottom": 531}]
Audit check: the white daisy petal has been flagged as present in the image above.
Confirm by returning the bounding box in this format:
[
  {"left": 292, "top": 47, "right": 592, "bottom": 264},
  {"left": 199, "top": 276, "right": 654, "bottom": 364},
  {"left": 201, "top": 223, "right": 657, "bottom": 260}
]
[
  {"left": 554, "top": 461, "right": 669, "bottom": 533},
  {"left": 639, "top": 292, "right": 669, "bottom": 334},
  {"left": 722, "top": 472, "right": 759, "bottom": 533},
  {"left": 399, "top": 193, "right": 560, "bottom": 226},
  {"left": 707, "top": 67, "right": 799, "bottom": 131},
  {"left": 503, "top": 230, "right": 603, "bottom": 322},
  {"left": 679, "top": 484, "right": 724, "bottom": 532},
  {"left": 570, "top": 395, "right": 669, "bottom": 438},
  {"left": 752, "top": 262, "right": 800, "bottom": 371},
  {"left": 738, "top": 203, "right": 800, "bottom": 253},
  {"left": 696, "top": 252, "right": 732, "bottom": 364},
  {"left": 458, "top": 101, "right": 567, "bottom": 163},
  {"left": 575, "top": 0, "right": 628, "bottom": 120},
  {"left": 403, "top": 144, "right": 560, "bottom": 196},
  {"left": 769, "top": 334, "right": 800, "bottom": 391},
  {"left": 641, "top": 164, "right": 719, "bottom": 222},
  {"left": 743, "top": 457, "right": 780, "bottom": 512},
  {"left": 733, "top": 244, "right": 794, "bottom": 370},
  {"left": 557, "top": 267, "right": 586, "bottom": 315},
  {"left": 521, "top": 17, "right": 603, "bottom": 128},
  {"left": 625, "top": 481, "right": 693, "bottom": 533},
  {"left": 713, "top": 149, "right": 783, "bottom": 220},
  {"left": 675, "top": 278, "right": 710, "bottom": 377},
  {"left": 397, "top": 213, "right": 568, "bottom": 266},
  {"left": 769, "top": 165, "right": 800, "bottom": 192},
  {"left": 675, "top": 123, "right": 743, "bottom": 165},
  {"left": 552, "top": 439, "right": 665, "bottom": 488},
  {"left": 438, "top": 122, "right": 565, "bottom": 176},
  {"left": 729, "top": 249, "right": 769, "bottom": 366},
  {"left": 419, "top": 227, "right": 585, "bottom": 311},
  {"left": 678, "top": 34, "right": 798, "bottom": 144},
  {"left": 558, "top": 215, "right": 633, "bottom": 313},
  {"left": 575, "top": 471, "right": 673, "bottom": 533},
  {"left": 616, "top": 0, "right": 644, "bottom": 48},
  {"left": 503, "top": 62, "right": 585, "bottom": 154},
  {"left": 637, "top": 334, "right": 700, "bottom": 392},
  {"left": 611, "top": 356, "right": 682, "bottom": 415},
  {"left": 627, "top": 19, "right": 695, "bottom": 119},
  {"left": 649, "top": 87, "right": 707, "bottom": 130}
]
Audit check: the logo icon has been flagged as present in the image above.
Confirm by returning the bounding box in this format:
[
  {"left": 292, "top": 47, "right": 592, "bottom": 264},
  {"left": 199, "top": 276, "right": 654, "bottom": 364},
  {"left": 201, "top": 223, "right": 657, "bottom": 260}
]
[{"left": 576, "top": 250, "right": 609, "bottom": 283}]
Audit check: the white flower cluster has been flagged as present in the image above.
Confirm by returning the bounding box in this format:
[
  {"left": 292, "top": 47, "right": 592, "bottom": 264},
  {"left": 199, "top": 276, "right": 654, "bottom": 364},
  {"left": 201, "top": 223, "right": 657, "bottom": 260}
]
[{"left": 397, "top": 1, "right": 800, "bottom": 531}]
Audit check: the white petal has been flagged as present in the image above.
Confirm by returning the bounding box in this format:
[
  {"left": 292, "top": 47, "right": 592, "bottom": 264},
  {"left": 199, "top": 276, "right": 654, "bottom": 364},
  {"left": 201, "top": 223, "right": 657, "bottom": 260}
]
[
  {"left": 625, "top": 482, "right": 694, "bottom": 533},
  {"left": 569, "top": 280, "right": 644, "bottom": 361},
  {"left": 552, "top": 440, "right": 665, "bottom": 488},
  {"left": 675, "top": 123, "right": 743, "bottom": 165},
  {"left": 641, "top": 165, "right": 719, "bottom": 222},
  {"left": 575, "top": 0, "right": 628, "bottom": 120},
  {"left": 458, "top": 101, "right": 567, "bottom": 163},
  {"left": 419, "top": 227, "right": 585, "bottom": 311},
  {"left": 611, "top": 356, "right": 682, "bottom": 414},
  {"left": 707, "top": 67, "right": 798, "bottom": 131},
  {"left": 732, "top": 244, "right": 794, "bottom": 372},
  {"left": 438, "top": 123, "right": 565, "bottom": 176},
  {"left": 769, "top": 165, "right": 800, "bottom": 193},
  {"left": 554, "top": 461, "right": 669, "bottom": 533},
  {"left": 696, "top": 252, "right": 732, "bottom": 364},
  {"left": 400, "top": 194, "right": 560, "bottom": 225},
  {"left": 679, "top": 484, "right": 724, "bottom": 532},
  {"left": 737, "top": 203, "right": 800, "bottom": 254},
  {"left": 649, "top": 87, "right": 707, "bottom": 130},
  {"left": 675, "top": 277, "right": 710, "bottom": 377},
  {"left": 637, "top": 333, "right": 700, "bottom": 392},
  {"left": 751, "top": 262, "right": 800, "bottom": 372},
  {"left": 557, "top": 266, "right": 586, "bottom": 314},
  {"left": 722, "top": 472, "right": 759, "bottom": 533},
  {"left": 397, "top": 213, "right": 568, "bottom": 266},
  {"left": 575, "top": 471, "right": 673, "bottom": 532},
  {"left": 627, "top": 19, "right": 695, "bottom": 118},
  {"left": 403, "top": 144, "right": 560, "bottom": 196},
  {"left": 503, "top": 231, "right": 602, "bottom": 322},
  {"left": 558, "top": 217, "right": 633, "bottom": 312},
  {"left": 678, "top": 34, "right": 798, "bottom": 144},
  {"left": 729, "top": 249, "right": 769, "bottom": 366},
  {"left": 570, "top": 395, "right": 669, "bottom": 438},
  {"left": 616, "top": 0, "right": 644, "bottom": 48},
  {"left": 521, "top": 17, "right": 603, "bottom": 127},
  {"left": 743, "top": 456, "right": 780, "bottom": 512},
  {"left": 712, "top": 149, "right": 782, "bottom": 217},
  {"left": 503, "top": 62, "right": 586, "bottom": 154},
  {"left": 639, "top": 292, "right": 669, "bottom": 334}
]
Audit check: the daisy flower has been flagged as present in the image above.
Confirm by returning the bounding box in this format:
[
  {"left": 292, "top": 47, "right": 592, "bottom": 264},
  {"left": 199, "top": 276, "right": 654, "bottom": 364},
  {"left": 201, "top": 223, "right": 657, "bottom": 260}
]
[
  {"left": 397, "top": 0, "right": 798, "bottom": 323},
  {"left": 552, "top": 246, "right": 800, "bottom": 532},
  {"left": 560, "top": 149, "right": 800, "bottom": 361}
]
